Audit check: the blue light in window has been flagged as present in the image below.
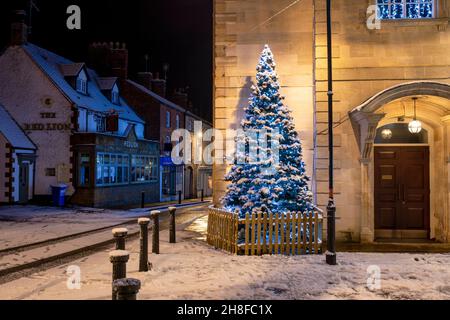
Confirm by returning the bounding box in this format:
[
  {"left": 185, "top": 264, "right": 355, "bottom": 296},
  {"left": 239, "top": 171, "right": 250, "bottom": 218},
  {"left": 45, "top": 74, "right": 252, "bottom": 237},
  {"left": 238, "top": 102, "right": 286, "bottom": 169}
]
[{"left": 377, "top": 0, "right": 434, "bottom": 20}]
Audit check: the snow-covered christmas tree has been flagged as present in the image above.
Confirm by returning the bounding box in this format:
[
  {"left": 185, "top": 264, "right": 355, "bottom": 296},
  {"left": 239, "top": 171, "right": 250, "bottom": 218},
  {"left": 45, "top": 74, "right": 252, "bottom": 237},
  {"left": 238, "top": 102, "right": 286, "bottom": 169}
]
[{"left": 222, "top": 45, "right": 313, "bottom": 218}]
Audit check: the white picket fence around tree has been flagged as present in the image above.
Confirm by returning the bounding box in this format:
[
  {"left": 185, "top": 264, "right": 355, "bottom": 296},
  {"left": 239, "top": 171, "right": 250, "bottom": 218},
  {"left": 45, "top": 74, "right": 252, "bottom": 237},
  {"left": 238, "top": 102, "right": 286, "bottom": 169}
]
[{"left": 207, "top": 206, "right": 323, "bottom": 256}]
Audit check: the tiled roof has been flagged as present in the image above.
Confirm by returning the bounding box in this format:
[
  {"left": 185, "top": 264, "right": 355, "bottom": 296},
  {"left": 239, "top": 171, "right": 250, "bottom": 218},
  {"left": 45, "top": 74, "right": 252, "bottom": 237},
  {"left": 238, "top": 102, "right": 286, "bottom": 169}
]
[
  {"left": 0, "top": 103, "right": 36, "bottom": 150},
  {"left": 59, "top": 63, "right": 85, "bottom": 77},
  {"left": 97, "top": 77, "right": 118, "bottom": 91},
  {"left": 126, "top": 80, "right": 187, "bottom": 113},
  {"left": 23, "top": 43, "right": 143, "bottom": 124}
]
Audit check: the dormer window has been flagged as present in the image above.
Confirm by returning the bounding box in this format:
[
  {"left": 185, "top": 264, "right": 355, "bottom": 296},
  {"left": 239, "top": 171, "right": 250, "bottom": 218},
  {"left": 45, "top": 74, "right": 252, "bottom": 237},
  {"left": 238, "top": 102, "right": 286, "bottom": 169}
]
[
  {"left": 111, "top": 84, "right": 120, "bottom": 105},
  {"left": 76, "top": 69, "right": 88, "bottom": 94},
  {"left": 377, "top": 0, "right": 435, "bottom": 20}
]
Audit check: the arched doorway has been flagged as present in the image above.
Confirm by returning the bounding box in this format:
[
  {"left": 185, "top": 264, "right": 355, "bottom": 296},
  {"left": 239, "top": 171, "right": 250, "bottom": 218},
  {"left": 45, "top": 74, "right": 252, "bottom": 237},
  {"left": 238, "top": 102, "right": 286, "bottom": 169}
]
[
  {"left": 374, "top": 123, "right": 431, "bottom": 239},
  {"left": 349, "top": 81, "right": 450, "bottom": 243}
]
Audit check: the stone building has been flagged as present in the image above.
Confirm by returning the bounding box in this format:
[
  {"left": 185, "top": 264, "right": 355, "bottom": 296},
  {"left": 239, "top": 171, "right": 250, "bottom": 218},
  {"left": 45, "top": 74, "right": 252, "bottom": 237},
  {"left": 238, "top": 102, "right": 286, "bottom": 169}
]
[
  {"left": 185, "top": 111, "right": 213, "bottom": 200},
  {"left": 0, "top": 12, "right": 160, "bottom": 207},
  {"left": 213, "top": 0, "right": 450, "bottom": 243}
]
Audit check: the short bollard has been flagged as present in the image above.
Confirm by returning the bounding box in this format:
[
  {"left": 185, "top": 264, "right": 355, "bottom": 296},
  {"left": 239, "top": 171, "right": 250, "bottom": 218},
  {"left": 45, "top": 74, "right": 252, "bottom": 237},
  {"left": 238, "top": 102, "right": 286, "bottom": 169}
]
[
  {"left": 109, "top": 250, "right": 129, "bottom": 300},
  {"left": 141, "top": 191, "right": 145, "bottom": 209},
  {"left": 112, "top": 228, "right": 128, "bottom": 250},
  {"left": 150, "top": 210, "right": 160, "bottom": 254},
  {"left": 201, "top": 189, "right": 204, "bottom": 202},
  {"left": 169, "top": 207, "right": 177, "bottom": 244},
  {"left": 113, "top": 278, "right": 141, "bottom": 300},
  {"left": 138, "top": 217, "right": 150, "bottom": 272},
  {"left": 178, "top": 191, "right": 182, "bottom": 205}
]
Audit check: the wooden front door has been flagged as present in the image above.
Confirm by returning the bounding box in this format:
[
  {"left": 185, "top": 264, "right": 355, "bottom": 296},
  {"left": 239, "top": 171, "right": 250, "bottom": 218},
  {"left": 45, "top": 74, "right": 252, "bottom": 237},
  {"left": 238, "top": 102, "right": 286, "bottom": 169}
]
[
  {"left": 374, "top": 146, "right": 430, "bottom": 239},
  {"left": 19, "top": 163, "right": 30, "bottom": 204}
]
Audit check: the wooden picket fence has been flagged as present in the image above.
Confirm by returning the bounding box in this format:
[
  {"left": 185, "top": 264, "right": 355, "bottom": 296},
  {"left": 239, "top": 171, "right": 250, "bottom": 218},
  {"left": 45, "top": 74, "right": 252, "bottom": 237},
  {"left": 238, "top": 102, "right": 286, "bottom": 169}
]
[{"left": 207, "top": 206, "right": 323, "bottom": 256}]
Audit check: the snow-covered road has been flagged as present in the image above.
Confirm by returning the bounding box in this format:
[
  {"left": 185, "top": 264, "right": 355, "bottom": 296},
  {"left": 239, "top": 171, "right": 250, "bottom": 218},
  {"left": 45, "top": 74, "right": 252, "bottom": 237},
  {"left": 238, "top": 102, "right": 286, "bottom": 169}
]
[{"left": 1, "top": 214, "right": 449, "bottom": 300}]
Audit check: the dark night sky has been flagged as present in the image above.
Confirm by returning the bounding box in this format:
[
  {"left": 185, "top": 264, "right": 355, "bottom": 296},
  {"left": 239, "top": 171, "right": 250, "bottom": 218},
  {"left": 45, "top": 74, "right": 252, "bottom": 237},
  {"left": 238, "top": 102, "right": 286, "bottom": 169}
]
[{"left": 0, "top": 0, "right": 213, "bottom": 121}]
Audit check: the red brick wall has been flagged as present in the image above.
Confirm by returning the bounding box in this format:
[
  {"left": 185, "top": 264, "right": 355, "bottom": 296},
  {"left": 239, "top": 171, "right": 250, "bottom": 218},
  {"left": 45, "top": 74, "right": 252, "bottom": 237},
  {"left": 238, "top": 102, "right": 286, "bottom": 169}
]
[
  {"left": 160, "top": 105, "right": 185, "bottom": 152},
  {"left": 122, "top": 82, "right": 186, "bottom": 152},
  {"left": 122, "top": 82, "right": 161, "bottom": 141}
]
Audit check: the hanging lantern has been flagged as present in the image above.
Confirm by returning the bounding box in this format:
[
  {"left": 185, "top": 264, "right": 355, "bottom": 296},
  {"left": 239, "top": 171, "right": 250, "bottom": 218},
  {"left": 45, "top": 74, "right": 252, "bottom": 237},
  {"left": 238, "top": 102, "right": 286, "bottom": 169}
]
[
  {"left": 408, "top": 120, "right": 422, "bottom": 134},
  {"left": 381, "top": 128, "right": 393, "bottom": 140},
  {"left": 408, "top": 97, "right": 422, "bottom": 134}
]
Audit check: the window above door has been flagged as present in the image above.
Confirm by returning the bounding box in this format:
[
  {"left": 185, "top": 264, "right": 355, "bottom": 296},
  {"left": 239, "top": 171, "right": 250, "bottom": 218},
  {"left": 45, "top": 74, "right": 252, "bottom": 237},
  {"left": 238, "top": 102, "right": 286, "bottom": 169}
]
[{"left": 375, "top": 123, "right": 428, "bottom": 144}]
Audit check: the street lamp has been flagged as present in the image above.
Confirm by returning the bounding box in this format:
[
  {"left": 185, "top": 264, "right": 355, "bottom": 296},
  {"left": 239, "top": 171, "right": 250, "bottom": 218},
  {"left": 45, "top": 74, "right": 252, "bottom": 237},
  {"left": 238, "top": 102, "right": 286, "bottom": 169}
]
[{"left": 326, "top": 0, "right": 337, "bottom": 266}]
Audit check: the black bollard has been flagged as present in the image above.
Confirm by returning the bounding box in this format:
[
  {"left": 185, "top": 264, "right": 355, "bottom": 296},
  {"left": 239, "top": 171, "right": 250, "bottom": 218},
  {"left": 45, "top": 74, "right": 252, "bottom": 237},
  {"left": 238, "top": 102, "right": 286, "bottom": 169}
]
[
  {"left": 112, "top": 228, "right": 128, "bottom": 250},
  {"left": 168, "top": 207, "right": 176, "bottom": 244},
  {"left": 113, "top": 278, "right": 141, "bottom": 300},
  {"left": 141, "top": 191, "right": 145, "bottom": 209},
  {"left": 150, "top": 210, "right": 160, "bottom": 254},
  {"left": 201, "top": 189, "right": 204, "bottom": 202},
  {"left": 109, "top": 250, "right": 129, "bottom": 300},
  {"left": 178, "top": 191, "right": 182, "bottom": 205},
  {"left": 138, "top": 217, "right": 150, "bottom": 272}
]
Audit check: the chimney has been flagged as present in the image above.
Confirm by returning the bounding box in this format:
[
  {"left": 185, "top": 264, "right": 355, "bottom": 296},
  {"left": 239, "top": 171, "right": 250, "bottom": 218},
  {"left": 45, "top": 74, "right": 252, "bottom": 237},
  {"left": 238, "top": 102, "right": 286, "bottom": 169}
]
[
  {"left": 136, "top": 72, "right": 153, "bottom": 90},
  {"left": 151, "top": 72, "right": 167, "bottom": 98},
  {"left": 172, "top": 89, "right": 189, "bottom": 109},
  {"left": 11, "top": 10, "right": 27, "bottom": 46},
  {"left": 88, "top": 42, "right": 128, "bottom": 80}
]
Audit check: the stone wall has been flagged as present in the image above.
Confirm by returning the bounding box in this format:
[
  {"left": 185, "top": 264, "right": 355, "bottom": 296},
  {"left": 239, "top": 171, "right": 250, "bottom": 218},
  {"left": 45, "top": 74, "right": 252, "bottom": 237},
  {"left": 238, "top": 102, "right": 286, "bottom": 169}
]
[
  {"left": 214, "top": 0, "right": 450, "bottom": 242},
  {"left": 213, "top": 0, "right": 315, "bottom": 205}
]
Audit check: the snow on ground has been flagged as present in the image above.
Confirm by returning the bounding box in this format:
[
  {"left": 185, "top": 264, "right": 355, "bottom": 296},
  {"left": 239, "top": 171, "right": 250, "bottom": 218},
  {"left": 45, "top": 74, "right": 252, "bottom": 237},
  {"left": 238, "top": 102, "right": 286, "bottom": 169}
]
[
  {"left": 0, "top": 204, "right": 205, "bottom": 250},
  {"left": 1, "top": 214, "right": 450, "bottom": 300},
  {"left": 0, "top": 206, "right": 133, "bottom": 249}
]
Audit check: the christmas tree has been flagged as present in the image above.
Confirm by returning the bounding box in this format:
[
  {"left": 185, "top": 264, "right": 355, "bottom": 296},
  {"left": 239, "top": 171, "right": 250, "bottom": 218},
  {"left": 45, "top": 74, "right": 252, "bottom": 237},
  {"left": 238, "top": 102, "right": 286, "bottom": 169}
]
[{"left": 222, "top": 45, "right": 313, "bottom": 218}]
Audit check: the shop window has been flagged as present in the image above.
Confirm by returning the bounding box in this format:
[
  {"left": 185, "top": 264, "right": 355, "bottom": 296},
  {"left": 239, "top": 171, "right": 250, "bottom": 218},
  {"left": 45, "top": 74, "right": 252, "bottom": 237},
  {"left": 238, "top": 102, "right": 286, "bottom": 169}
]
[
  {"left": 96, "top": 153, "right": 129, "bottom": 186},
  {"left": 162, "top": 166, "right": 177, "bottom": 195},
  {"left": 131, "top": 155, "right": 158, "bottom": 183},
  {"left": 79, "top": 153, "right": 91, "bottom": 186},
  {"left": 377, "top": 0, "right": 434, "bottom": 20}
]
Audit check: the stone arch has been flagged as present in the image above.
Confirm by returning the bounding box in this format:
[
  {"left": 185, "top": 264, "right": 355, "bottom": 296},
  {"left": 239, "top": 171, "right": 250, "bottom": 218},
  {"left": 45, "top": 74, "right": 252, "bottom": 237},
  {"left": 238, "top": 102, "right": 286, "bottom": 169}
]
[
  {"left": 349, "top": 81, "right": 450, "bottom": 162},
  {"left": 348, "top": 81, "right": 450, "bottom": 243}
]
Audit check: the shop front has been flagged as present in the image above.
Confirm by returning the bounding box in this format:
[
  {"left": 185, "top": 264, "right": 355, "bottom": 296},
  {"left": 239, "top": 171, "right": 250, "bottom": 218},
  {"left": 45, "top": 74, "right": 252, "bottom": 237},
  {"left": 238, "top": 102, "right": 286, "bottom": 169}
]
[
  {"left": 71, "top": 127, "right": 160, "bottom": 208},
  {"left": 160, "top": 156, "right": 184, "bottom": 202}
]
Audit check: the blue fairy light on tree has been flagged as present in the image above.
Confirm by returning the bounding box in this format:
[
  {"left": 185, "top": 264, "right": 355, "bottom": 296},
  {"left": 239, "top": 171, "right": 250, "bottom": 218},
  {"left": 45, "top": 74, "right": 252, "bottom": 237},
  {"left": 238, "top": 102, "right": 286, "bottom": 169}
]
[{"left": 222, "top": 45, "right": 313, "bottom": 218}]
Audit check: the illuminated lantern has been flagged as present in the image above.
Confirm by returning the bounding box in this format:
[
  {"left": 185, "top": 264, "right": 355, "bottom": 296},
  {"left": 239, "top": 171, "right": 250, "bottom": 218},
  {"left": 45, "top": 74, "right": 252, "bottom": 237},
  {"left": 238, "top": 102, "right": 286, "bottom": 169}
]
[
  {"left": 381, "top": 128, "right": 393, "bottom": 140},
  {"left": 408, "top": 97, "right": 422, "bottom": 134}
]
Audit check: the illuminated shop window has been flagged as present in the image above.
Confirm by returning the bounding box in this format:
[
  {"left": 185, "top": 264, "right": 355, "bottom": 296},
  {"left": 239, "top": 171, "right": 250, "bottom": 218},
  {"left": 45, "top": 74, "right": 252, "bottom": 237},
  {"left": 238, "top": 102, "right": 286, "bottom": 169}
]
[
  {"left": 162, "top": 166, "right": 177, "bottom": 195},
  {"left": 96, "top": 153, "right": 130, "bottom": 186},
  {"left": 130, "top": 155, "right": 158, "bottom": 183},
  {"left": 377, "top": 0, "right": 434, "bottom": 19}
]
